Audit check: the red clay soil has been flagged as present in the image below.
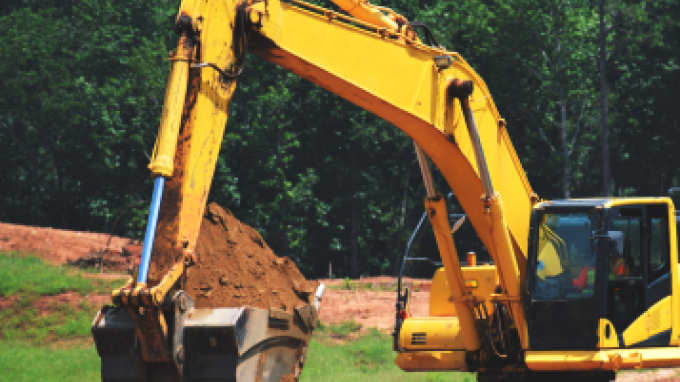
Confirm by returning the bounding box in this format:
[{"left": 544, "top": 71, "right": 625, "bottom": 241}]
[
  {"left": 0, "top": 295, "right": 18, "bottom": 310},
  {"left": 185, "top": 203, "right": 318, "bottom": 312},
  {"left": 0, "top": 222, "right": 134, "bottom": 266},
  {"left": 318, "top": 289, "right": 429, "bottom": 331},
  {"left": 31, "top": 292, "right": 111, "bottom": 316}
]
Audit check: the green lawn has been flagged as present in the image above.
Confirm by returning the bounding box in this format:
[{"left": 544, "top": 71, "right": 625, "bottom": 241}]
[
  {"left": 0, "top": 251, "right": 126, "bottom": 297},
  {"left": 0, "top": 341, "right": 100, "bottom": 382},
  {"left": 301, "top": 328, "right": 474, "bottom": 382},
  {"left": 0, "top": 332, "right": 472, "bottom": 382},
  {"left": 0, "top": 251, "right": 122, "bottom": 381},
  {"left": 0, "top": 252, "right": 127, "bottom": 343}
]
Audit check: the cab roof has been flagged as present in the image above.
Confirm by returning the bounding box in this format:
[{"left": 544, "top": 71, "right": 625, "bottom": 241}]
[{"left": 535, "top": 197, "right": 672, "bottom": 210}]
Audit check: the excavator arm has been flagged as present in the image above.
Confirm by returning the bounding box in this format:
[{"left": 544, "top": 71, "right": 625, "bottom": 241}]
[{"left": 102, "top": 0, "right": 540, "bottom": 379}]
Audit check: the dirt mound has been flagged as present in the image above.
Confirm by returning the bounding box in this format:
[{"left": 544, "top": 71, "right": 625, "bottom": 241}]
[
  {"left": 0, "top": 222, "right": 132, "bottom": 265},
  {"left": 185, "top": 203, "right": 318, "bottom": 312}
]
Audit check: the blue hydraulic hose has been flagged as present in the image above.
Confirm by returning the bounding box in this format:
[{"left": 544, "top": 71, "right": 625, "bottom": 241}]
[{"left": 137, "top": 176, "right": 165, "bottom": 284}]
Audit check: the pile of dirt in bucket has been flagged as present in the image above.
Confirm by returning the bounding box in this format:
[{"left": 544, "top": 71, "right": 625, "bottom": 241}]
[{"left": 185, "top": 203, "right": 318, "bottom": 312}]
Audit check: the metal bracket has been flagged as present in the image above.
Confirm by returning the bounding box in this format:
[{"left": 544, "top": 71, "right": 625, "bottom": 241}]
[
  {"left": 127, "top": 305, "right": 172, "bottom": 363},
  {"left": 488, "top": 294, "right": 519, "bottom": 303},
  {"left": 171, "top": 290, "right": 194, "bottom": 378}
]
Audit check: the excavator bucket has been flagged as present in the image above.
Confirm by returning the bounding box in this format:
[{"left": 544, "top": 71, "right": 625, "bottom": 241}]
[{"left": 92, "top": 285, "right": 324, "bottom": 382}]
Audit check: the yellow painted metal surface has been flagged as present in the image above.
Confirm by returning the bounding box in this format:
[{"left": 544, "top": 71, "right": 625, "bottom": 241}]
[
  {"left": 245, "top": 0, "right": 534, "bottom": 348},
  {"left": 623, "top": 296, "right": 672, "bottom": 346},
  {"left": 536, "top": 223, "right": 564, "bottom": 280},
  {"left": 145, "top": 0, "right": 536, "bottom": 352},
  {"left": 148, "top": 0, "right": 240, "bottom": 281},
  {"left": 399, "top": 317, "right": 466, "bottom": 350},
  {"left": 148, "top": 37, "right": 193, "bottom": 178},
  {"left": 525, "top": 348, "right": 680, "bottom": 371},
  {"left": 330, "top": 0, "right": 399, "bottom": 31},
  {"left": 429, "top": 266, "right": 497, "bottom": 317},
  {"left": 395, "top": 350, "right": 467, "bottom": 371},
  {"left": 598, "top": 319, "right": 619, "bottom": 348},
  {"left": 424, "top": 196, "right": 480, "bottom": 351},
  {"left": 247, "top": 0, "right": 535, "bottom": 266},
  {"left": 486, "top": 193, "right": 529, "bottom": 348},
  {"left": 148, "top": 0, "right": 536, "bottom": 297},
  {"left": 603, "top": 197, "right": 675, "bottom": 209}
]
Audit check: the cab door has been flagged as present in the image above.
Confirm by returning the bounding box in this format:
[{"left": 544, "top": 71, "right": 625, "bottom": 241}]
[
  {"left": 526, "top": 209, "right": 602, "bottom": 350},
  {"left": 605, "top": 204, "right": 672, "bottom": 346}
]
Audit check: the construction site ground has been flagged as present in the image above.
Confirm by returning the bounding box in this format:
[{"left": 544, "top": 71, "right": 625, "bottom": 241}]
[
  {"left": 1, "top": 221, "right": 678, "bottom": 381},
  {"left": 0, "top": 221, "right": 426, "bottom": 330}
]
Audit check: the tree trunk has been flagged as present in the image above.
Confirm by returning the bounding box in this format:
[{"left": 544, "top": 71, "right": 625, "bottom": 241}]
[
  {"left": 276, "top": 128, "right": 289, "bottom": 258},
  {"left": 349, "top": 149, "right": 359, "bottom": 278},
  {"left": 393, "top": 163, "right": 412, "bottom": 276},
  {"left": 554, "top": 3, "right": 571, "bottom": 199},
  {"left": 50, "top": 148, "right": 69, "bottom": 227},
  {"left": 599, "top": 0, "right": 611, "bottom": 197}
]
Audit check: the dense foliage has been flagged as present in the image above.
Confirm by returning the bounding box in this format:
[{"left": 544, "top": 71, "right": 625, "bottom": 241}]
[{"left": 1, "top": 0, "right": 678, "bottom": 278}]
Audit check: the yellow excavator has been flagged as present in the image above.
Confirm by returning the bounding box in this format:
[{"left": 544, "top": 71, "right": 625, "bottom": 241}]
[{"left": 90, "top": 0, "right": 680, "bottom": 381}]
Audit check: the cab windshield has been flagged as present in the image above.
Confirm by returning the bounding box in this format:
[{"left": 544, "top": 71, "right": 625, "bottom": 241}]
[{"left": 534, "top": 212, "right": 599, "bottom": 299}]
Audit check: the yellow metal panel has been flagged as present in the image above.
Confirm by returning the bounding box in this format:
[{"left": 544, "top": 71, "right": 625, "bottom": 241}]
[
  {"left": 148, "top": 0, "right": 240, "bottom": 282},
  {"left": 536, "top": 237, "right": 563, "bottom": 280},
  {"left": 148, "top": 47, "right": 192, "bottom": 178},
  {"left": 398, "top": 317, "right": 465, "bottom": 351},
  {"left": 429, "top": 266, "right": 497, "bottom": 317},
  {"left": 598, "top": 319, "right": 619, "bottom": 348},
  {"left": 525, "top": 348, "right": 680, "bottom": 371},
  {"left": 424, "top": 196, "right": 480, "bottom": 351},
  {"left": 603, "top": 197, "right": 673, "bottom": 209},
  {"left": 430, "top": 268, "right": 455, "bottom": 316},
  {"left": 623, "top": 296, "right": 672, "bottom": 346},
  {"left": 249, "top": 0, "right": 533, "bottom": 347},
  {"left": 330, "top": 0, "right": 399, "bottom": 31},
  {"left": 395, "top": 350, "right": 467, "bottom": 371},
  {"left": 667, "top": 200, "right": 680, "bottom": 346},
  {"left": 249, "top": 0, "right": 535, "bottom": 266}
]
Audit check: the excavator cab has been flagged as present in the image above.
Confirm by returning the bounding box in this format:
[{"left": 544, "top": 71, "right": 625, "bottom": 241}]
[
  {"left": 526, "top": 199, "right": 677, "bottom": 351},
  {"left": 395, "top": 197, "right": 680, "bottom": 376}
]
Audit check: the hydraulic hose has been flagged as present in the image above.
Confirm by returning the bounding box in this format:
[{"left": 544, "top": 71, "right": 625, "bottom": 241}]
[{"left": 137, "top": 176, "right": 165, "bottom": 284}]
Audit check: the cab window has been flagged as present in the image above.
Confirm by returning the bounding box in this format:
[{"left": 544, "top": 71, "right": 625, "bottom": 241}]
[
  {"left": 534, "top": 212, "right": 599, "bottom": 299},
  {"left": 648, "top": 205, "right": 670, "bottom": 282}
]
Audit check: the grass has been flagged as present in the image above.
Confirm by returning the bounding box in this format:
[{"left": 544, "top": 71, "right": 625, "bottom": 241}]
[
  {"left": 327, "top": 281, "right": 399, "bottom": 292},
  {"left": 0, "top": 251, "right": 127, "bottom": 297},
  {"left": 316, "top": 319, "right": 364, "bottom": 339},
  {"left": 0, "top": 251, "right": 469, "bottom": 381},
  {"left": 0, "top": 251, "right": 122, "bottom": 381},
  {"left": 0, "top": 295, "right": 98, "bottom": 342},
  {"left": 0, "top": 340, "right": 100, "bottom": 382},
  {"left": 0, "top": 324, "right": 474, "bottom": 382},
  {"left": 302, "top": 325, "right": 475, "bottom": 382},
  {"left": 0, "top": 251, "right": 127, "bottom": 344}
]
